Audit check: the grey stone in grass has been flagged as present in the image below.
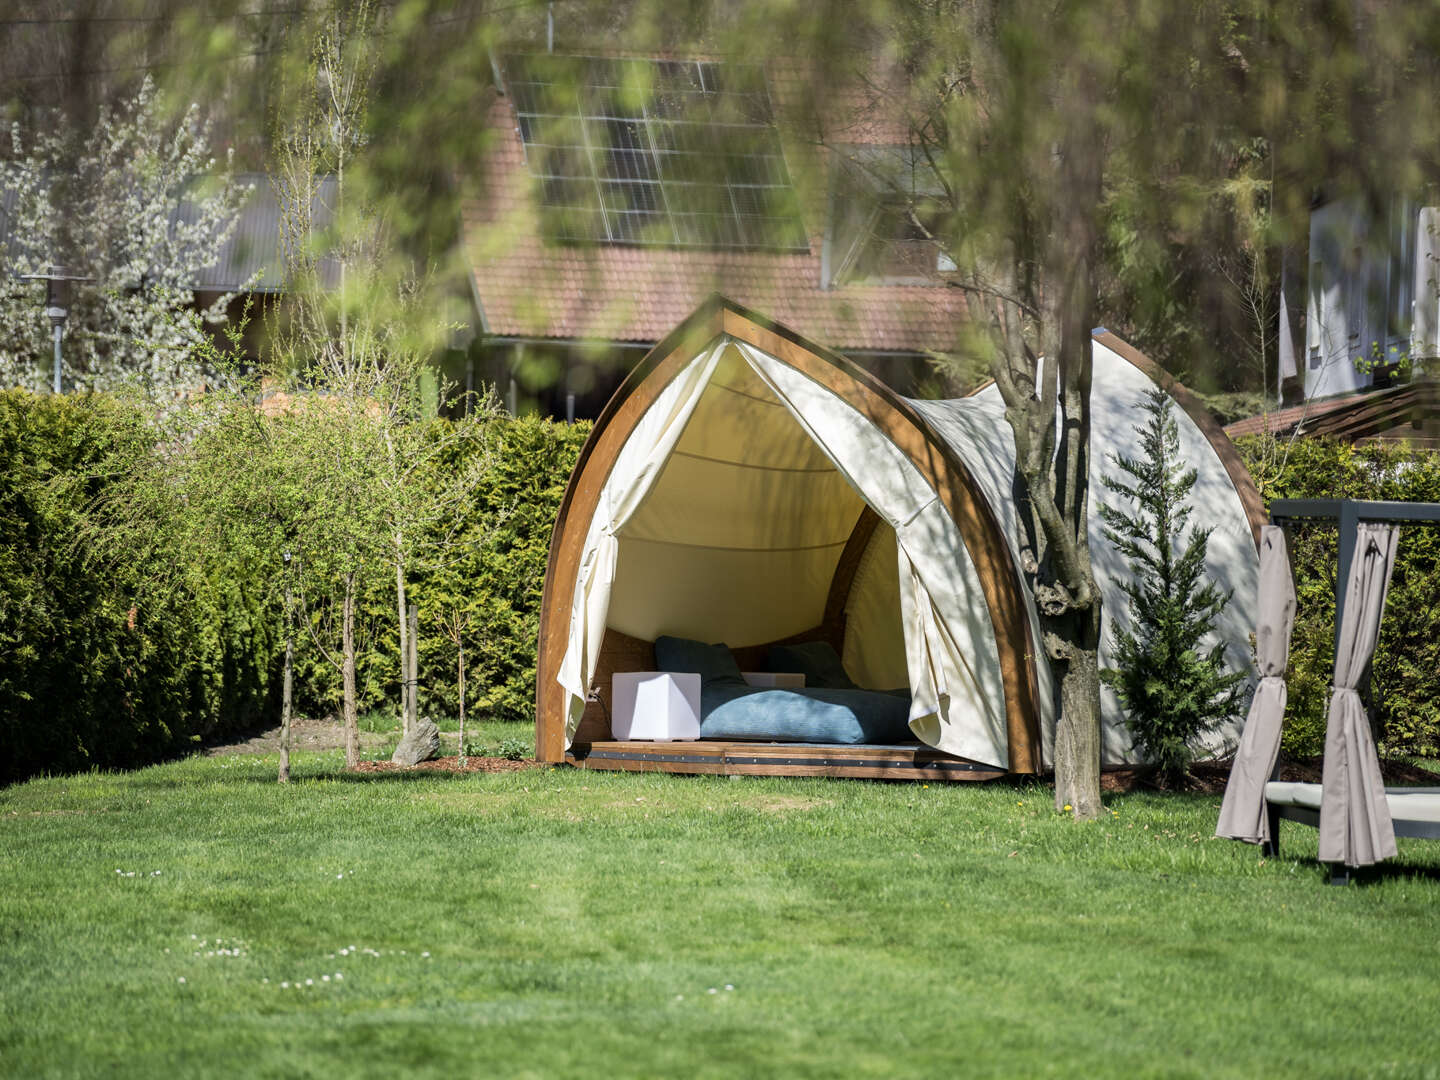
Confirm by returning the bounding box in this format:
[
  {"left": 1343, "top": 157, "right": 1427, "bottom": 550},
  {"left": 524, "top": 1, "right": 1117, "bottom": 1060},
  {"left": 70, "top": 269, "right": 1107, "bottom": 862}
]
[{"left": 391, "top": 718, "right": 441, "bottom": 766}]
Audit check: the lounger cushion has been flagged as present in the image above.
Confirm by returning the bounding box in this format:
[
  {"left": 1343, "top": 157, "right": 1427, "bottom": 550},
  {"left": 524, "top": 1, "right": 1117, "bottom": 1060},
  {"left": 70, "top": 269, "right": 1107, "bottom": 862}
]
[
  {"left": 699, "top": 684, "right": 913, "bottom": 744},
  {"left": 1265, "top": 781, "right": 1440, "bottom": 824},
  {"left": 768, "top": 641, "right": 857, "bottom": 690},
  {"left": 654, "top": 635, "right": 745, "bottom": 686}
]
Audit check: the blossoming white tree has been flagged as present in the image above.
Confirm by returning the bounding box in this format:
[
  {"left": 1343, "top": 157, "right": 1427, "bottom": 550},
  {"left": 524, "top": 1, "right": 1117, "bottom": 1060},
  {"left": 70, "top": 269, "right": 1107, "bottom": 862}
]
[{"left": 0, "top": 77, "right": 250, "bottom": 394}]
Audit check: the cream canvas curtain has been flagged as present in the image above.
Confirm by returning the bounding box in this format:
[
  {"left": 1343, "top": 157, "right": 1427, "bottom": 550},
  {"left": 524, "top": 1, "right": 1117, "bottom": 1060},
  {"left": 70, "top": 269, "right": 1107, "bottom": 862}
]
[
  {"left": 1216, "top": 525, "right": 1296, "bottom": 844},
  {"left": 733, "top": 341, "right": 1008, "bottom": 765},
  {"left": 1319, "top": 523, "right": 1400, "bottom": 868},
  {"left": 556, "top": 340, "right": 728, "bottom": 743}
]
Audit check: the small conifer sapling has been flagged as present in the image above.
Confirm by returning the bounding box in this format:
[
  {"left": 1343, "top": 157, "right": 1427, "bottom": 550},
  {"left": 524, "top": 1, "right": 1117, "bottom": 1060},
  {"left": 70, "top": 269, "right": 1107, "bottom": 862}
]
[{"left": 1099, "top": 388, "right": 1246, "bottom": 785}]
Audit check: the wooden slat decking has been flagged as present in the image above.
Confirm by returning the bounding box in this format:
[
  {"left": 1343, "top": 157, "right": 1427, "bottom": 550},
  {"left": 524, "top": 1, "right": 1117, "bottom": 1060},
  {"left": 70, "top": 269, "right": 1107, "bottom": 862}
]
[{"left": 565, "top": 740, "right": 1006, "bottom": 782}]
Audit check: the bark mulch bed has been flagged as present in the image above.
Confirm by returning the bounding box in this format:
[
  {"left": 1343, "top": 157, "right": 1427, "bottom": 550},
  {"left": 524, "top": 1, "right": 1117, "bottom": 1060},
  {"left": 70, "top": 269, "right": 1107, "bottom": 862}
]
[
  {"left": 349, "top": 755, "right": 546, "bottom": 775},
  {"left": 1100, "top": 756, "right": 1440, "bottom": 795}
]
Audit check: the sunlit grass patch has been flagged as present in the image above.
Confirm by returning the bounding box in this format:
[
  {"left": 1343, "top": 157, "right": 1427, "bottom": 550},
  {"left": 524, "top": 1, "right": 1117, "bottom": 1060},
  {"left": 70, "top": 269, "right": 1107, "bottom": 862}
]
[{"left": 2, "top": 748, "right": 1439, "bottom": 1078}]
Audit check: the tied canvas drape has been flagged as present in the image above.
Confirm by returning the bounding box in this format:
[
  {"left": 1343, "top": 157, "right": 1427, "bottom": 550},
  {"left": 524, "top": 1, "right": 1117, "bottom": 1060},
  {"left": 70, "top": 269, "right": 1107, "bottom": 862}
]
[
  {"left": 1319, "top": 522, "right": 1400, "bottom": 868},
  {"left": 1216, "top": 525, "right": 1296, "bottom": 844},
  {"left": 733, "top": 341, "right": 1009, "bottom": 766},
  {"left": 556, "top": 340, "right": 728, "bottom": 745}
]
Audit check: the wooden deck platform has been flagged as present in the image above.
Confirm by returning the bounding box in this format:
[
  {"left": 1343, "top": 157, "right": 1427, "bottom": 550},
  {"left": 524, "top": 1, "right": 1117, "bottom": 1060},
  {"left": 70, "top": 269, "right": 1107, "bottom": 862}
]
[{"left": 565, "top": 740, "right": 1007, "bottom": 782}]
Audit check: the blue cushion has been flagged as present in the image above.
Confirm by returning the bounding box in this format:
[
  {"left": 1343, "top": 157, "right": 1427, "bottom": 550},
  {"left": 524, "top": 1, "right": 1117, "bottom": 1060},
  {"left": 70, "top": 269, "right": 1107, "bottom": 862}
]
[
  {"left": 699, "top": 685, "right": 913, "bottom": 744},
  {"left": 654, "top": 635, "right": 745, "bottom": 685},
  {"left": 768, "top": 641, "right": 857, "bottom": 690}
]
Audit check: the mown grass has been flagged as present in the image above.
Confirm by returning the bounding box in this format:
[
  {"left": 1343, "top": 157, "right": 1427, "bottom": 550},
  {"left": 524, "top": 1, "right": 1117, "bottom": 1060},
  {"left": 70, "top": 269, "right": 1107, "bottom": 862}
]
[{"left": 3, "top": 738, "right": 1440, "bottom": 1079}]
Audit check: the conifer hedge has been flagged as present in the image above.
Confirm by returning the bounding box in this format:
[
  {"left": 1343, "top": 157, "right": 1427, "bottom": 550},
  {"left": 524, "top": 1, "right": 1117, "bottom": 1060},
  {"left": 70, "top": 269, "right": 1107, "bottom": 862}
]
[
  {"left": 1236, "top": 435, "right": 1440, "bottom": 758},
  {"left": 0, "top": 391, "right": 278, "bottom": 783}
]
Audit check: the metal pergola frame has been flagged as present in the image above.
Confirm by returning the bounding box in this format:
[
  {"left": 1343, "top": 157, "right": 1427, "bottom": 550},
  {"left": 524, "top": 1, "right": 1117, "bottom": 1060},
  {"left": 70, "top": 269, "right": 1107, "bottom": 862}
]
[
  {"left": 1263, "top": 498, "right": 1440, "bottom": 881},
  {"left": 1268, "top": 499, "right": 1440, "bottom": 635}
]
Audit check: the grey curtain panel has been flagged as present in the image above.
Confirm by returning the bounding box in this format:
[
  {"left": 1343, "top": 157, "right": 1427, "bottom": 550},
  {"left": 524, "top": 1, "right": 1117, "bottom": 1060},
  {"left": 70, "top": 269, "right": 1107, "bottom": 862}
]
[
  {"left": 1217, "top": 525, "right": 1297, "bottom": 843},
  {"left": 1319, "top": 523, "right": 1400, "bottom": 868}
]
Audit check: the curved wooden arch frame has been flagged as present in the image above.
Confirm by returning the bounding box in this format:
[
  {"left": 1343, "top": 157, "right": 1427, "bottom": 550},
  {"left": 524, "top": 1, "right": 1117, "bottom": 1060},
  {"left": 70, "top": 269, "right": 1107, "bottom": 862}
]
[
  {"left": 1093, "top": 329, "right": 1267, "bottom": 547},
  {"left": 535, "top": 295, "right": 1044, "bottom": 772}
]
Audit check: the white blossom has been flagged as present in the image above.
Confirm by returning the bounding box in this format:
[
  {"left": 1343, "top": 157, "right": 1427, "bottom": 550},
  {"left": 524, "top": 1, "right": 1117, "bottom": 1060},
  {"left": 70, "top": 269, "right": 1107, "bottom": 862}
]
[{"left": 0, "top": 77, "right": 253, "bottom": 396}]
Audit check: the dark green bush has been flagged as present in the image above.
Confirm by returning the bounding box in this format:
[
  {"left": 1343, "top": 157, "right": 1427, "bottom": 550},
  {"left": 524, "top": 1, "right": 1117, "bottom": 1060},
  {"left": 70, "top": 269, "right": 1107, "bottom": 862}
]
[
  {"left": 1236, "top": 435, "right": 1440, "bottom": 758},
  {"left": 291, "top": 413, "right": 588, "bottom": 726},
  {"left": 0, "top": 390, "right": 278, "bottom": 783}
]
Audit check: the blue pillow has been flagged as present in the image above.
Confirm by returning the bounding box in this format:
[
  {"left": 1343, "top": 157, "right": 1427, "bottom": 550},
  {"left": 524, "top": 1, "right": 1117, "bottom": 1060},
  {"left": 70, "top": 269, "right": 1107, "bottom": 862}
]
[
  {"left": 768, "top": 641, "right": 857, "bottom": 690},
  {"left": 654, "top": 635, "right": 745, "bottom": 685}
]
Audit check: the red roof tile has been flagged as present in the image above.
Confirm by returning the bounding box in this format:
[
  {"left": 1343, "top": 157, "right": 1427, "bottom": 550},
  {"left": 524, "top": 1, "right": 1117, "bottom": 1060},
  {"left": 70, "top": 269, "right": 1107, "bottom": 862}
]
[{"left": 1223, "top": 389, "right": 1396, "bottom": 439}]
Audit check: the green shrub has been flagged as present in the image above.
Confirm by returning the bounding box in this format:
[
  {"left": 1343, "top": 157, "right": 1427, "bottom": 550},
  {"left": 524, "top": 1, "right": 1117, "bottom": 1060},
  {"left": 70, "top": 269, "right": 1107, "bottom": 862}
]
[
  {"left": 0, "top": 390, "right": 278, "bottom": 783},
  {"left": 1236, "top": 435, "right": 1440, "bottom": 757}
]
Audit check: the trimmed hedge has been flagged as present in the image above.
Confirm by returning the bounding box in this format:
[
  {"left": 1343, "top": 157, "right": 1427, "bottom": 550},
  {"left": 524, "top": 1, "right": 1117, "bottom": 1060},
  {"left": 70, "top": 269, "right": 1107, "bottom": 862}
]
[
  {"left": 0, "top": 391, "right": 278, "bottom": 783},
  {"left": 291, "top": 413, "right": 589, "bottom": 725},
  {"left": 1236, "top": 435, "right": 1440, "bottom": 757}
]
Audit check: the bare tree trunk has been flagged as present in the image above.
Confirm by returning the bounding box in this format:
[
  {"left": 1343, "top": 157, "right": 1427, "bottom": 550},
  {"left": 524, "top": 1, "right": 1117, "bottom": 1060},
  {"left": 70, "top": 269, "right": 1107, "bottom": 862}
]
[
  {"left": 406, "top": 602, "right": 418, "bottom": 731},
  {"left": 279, "top": 572, "right": 294, "bottom": 784},
  {"left": 342, "top": 569, "right": 359, "bottom": 768},
  {"left": 456, "top": 637, "right": 466, "bottom": 768},
  {"left": 394, "top": 535, "right": 408, "bottom": 735},
  {"left": 985, "top": 100, "right": 1106, "bottom": 819},
  {"left": 1049, "top": 611, "right": 1102, "bottom": 817}
]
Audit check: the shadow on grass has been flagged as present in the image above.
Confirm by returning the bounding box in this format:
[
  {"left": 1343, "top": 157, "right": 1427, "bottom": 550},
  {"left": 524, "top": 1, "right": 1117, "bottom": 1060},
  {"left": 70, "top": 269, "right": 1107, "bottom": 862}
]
[
  {"left": 1266, "top": 853, "right": 1440, "bottom": 886},
  {"left": 1328, "top": 861, "right": 1440, "bottom": 886}
]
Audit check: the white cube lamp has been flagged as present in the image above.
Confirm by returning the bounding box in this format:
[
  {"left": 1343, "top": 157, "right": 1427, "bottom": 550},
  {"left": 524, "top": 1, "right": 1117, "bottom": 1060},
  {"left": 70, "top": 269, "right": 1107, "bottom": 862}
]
[{"left": 610, "top": 672, "right": 702, "bottom": 741}]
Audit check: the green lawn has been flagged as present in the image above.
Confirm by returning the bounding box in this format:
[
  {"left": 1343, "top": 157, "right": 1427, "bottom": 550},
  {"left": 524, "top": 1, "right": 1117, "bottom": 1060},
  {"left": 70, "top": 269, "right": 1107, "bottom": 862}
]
[{"left": 3, "top": 739, "right": 1440, "bottom": 1079}]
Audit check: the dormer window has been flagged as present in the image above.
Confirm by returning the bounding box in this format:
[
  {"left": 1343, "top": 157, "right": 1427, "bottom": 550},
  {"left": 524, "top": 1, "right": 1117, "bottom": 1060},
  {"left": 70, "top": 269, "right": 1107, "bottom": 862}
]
[{"left": 827, "top": 146, "right": 950, "bottom": 286}]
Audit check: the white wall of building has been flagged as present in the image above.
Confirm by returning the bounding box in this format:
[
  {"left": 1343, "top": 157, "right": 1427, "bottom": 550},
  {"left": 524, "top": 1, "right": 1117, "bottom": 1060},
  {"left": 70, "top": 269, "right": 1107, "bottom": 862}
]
[{"left": 1304, "top": 197, "right": 1420, "bottom": 400}]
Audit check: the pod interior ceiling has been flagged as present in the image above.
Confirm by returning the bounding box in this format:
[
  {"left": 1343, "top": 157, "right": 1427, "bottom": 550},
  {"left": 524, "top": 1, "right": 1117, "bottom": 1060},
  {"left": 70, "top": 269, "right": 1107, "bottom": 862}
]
[{"left": 536, "top": 296, "right": 1266, "bottom": 773}]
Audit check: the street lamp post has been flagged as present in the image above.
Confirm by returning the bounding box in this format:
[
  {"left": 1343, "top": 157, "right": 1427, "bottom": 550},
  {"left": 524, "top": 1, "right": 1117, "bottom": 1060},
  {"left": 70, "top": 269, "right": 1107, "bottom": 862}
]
[{"left": 20, "top": 266, "right": 94, "bottom": 394}]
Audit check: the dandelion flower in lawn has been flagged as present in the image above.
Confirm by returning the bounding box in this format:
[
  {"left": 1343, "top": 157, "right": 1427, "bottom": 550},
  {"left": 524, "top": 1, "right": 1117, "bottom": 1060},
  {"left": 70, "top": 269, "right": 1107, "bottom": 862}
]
[{"left": 1064, "top": 804, "right": 1072, "bottom": 812}]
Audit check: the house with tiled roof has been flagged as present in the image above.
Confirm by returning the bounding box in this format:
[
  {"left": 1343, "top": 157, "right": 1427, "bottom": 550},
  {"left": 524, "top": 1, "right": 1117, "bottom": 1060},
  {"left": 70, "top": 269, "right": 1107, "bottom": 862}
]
[{"left": 461, "top": 53, "right": 967, "bottom": 419}]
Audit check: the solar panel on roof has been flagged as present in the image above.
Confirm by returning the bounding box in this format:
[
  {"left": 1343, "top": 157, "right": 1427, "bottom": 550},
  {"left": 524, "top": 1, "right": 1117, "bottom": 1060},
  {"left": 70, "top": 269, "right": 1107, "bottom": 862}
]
[{"left": 506, "top": 54, "right": 810, "bottom": 253}]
